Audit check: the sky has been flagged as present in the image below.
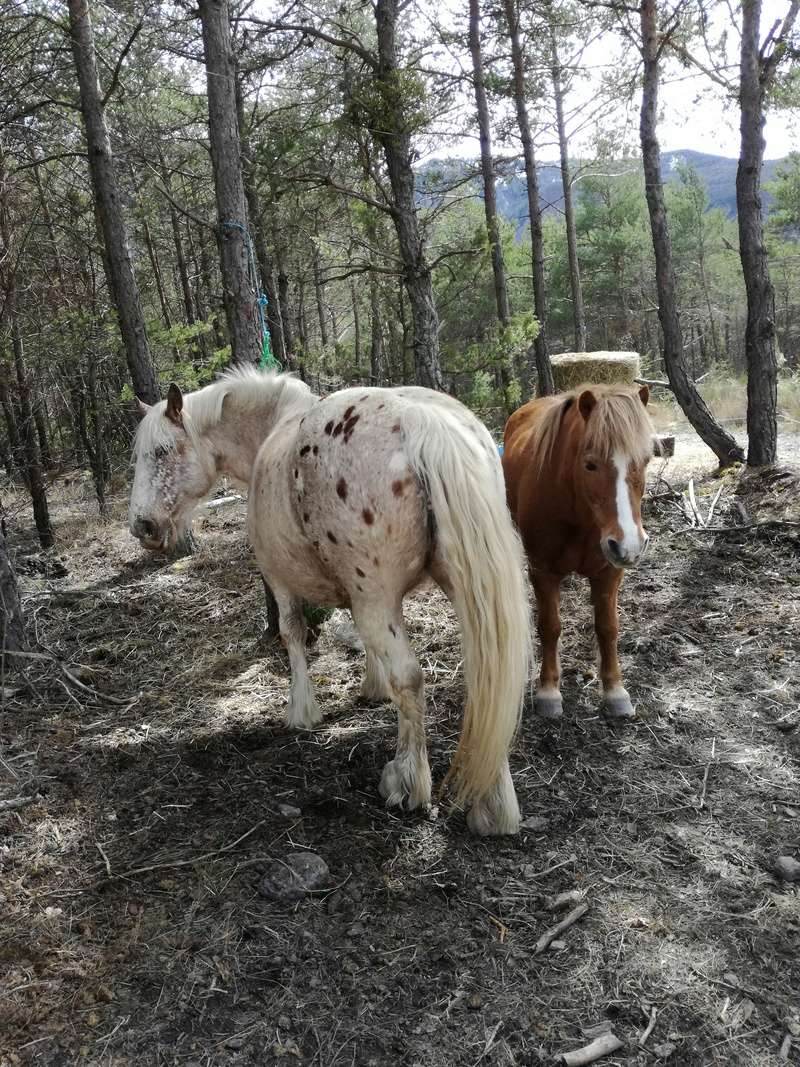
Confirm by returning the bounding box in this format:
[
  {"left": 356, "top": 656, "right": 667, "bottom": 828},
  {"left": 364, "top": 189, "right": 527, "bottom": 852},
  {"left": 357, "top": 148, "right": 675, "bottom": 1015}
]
[{"left": 429, "top": 0, "right": 799, "bottom": 163}]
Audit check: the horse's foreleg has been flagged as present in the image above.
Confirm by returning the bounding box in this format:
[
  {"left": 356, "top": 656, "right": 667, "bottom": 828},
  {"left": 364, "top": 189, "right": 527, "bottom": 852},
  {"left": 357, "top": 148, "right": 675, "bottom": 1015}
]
[
  {"left": 273, "top": 589, "right": 322, "bottom": 728},
  {"left": 352, "top": 600, "right": 431, "bottom": 811},
  {"left": 590, "top": 570, "right": 634, "bottom": 720},
  {"left": 532, "top": 571, "right": 564, "bottom": 721}
]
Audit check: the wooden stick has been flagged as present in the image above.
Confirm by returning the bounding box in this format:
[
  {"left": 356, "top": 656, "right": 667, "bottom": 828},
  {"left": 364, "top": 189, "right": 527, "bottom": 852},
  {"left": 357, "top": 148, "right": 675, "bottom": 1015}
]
[
  {"left": 108, "top": 819, "right": 265, "bottom": 882},
  {"left": 535, "top": 902, "right": 589, "bottom": 955},
  {"left": 675, "top": 519, "right": 800, "bottom": 535},
  {"left": 705, "top": 484, "right": 724, "bottom": 527},
  {"left": 687, "top": 478, "right": 704, "bottom": 527},
  {"left": 562, "top": 1032, "right": 624, "bottom": 1065},
  {"left": 638, "top": 1006, "right": 658, "bottom": 1046},
  {"left": 0, "top": 795, "right": 36, "bottom": 812},
  {"left": 545, "top": 889, "right": 586, "bottom": 912},
  {"left": 202, "top": 494, "right": 243, "bottom": 510}
]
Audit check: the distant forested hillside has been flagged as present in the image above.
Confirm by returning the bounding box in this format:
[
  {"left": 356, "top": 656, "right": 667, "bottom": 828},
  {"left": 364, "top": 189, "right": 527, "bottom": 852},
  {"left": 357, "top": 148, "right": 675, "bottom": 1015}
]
[{"left": 421, "top": 150, "right": 784, "bottom": 229}]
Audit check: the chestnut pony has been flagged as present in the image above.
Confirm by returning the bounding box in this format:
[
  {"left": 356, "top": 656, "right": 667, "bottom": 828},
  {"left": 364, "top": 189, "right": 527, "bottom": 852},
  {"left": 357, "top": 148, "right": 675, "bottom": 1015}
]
[{"left": 503, "top": 384, "right": 653, "bottom": 721}]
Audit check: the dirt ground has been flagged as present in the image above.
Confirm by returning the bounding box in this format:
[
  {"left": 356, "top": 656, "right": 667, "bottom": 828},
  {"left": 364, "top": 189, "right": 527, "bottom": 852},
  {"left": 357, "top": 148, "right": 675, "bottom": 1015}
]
[{"left": 1, "top": 428, "right": 799, "bottom": 1067}]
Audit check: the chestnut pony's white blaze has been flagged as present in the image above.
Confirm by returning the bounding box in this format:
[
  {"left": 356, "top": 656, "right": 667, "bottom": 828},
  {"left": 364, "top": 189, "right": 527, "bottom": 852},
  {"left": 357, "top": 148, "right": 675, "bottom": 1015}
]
[
  {"left": 503, "top": 383, "right": 653, "bottom": 722},
  {"left": 129, "top": 369, "right": 531, "bottom": 836}
]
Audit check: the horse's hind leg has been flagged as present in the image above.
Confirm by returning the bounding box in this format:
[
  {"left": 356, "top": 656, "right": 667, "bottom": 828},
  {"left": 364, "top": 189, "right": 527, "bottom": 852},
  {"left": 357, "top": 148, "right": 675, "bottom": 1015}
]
[
  {"left": 351, "top": 599, "right": 431, "bottom": 810},
  {"left": 272, "top": 587, "right": 322, "bottom": 728},
  {"left": 361, "top": 650, "right": 390, "bottom": 702}
]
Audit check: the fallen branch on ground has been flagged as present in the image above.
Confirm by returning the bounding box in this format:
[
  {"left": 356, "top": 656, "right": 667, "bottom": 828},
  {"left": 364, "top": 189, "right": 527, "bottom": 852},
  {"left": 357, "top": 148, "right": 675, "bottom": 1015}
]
[
  {"left": 0, "top": 795, "right": 37, "bottom": 812},
  {"left": 561, "top": 1032, "right": 624, "bottom": 1065},
  {"left": 675, "top": 519, "right": 800, "bottom": 535},
  {"left": 535, "top": 901, "right": 589, "bottom": 955}
]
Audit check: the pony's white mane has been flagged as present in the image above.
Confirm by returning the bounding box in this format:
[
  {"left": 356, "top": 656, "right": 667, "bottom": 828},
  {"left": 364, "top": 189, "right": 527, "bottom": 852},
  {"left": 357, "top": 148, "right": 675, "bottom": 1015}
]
[{"left": 134, "top": 367, "right": 312, "bottom": 455}]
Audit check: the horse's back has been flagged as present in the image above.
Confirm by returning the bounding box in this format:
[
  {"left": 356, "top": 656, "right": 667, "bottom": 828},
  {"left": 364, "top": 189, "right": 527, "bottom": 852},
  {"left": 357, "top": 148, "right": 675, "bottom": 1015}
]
[{"left": 502, "top": 396, "right": 562, "bottom": 517}]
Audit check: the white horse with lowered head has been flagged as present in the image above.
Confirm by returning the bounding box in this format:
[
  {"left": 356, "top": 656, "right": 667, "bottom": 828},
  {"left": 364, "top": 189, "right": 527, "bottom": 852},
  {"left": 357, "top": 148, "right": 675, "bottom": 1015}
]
[{"left": 130, "top": 369, "right": 530, "bottom": 835}]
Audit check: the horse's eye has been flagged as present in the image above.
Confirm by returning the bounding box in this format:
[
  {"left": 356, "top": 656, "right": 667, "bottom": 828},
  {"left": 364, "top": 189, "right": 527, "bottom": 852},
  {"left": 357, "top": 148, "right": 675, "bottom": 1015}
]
[
  {"left": 585, "top": 461, "right": 598, "bottom": 472},
  {"left": 153, "top": 446, "right": 170, "bottom": 460}
]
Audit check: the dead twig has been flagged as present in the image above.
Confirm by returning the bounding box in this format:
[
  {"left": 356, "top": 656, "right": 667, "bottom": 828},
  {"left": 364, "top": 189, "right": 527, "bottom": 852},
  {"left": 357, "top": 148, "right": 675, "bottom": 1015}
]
[
  {"left": 675, "top": 519, "right": 800, "bottom": 535},
  {"left": 545, "top": 889, "right": 586, "bottom": 912},
  {"left": 535, "top": 901, "right": 589, "bottom": 955},
  {"left": 638, "top": 1005, "right": 658, "bottom": 1046},
  {"left": 105, "top": 820, "right": 265, "bottom": 882},
  {"left": 561, "top": 1032, "right": 624, "bottom": 1065},
  {"left": 0, "top": 795, "right": 37, "bottom": 811},
  {"left": 705, "top": 485, "right": 724, "bottom": 527}
]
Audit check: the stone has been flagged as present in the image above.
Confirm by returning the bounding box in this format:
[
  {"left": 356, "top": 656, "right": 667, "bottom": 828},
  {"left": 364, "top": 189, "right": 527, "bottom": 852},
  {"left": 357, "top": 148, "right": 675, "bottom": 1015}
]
[
  {"left": 774, "top": 855, "right": 800, "bottom": 882},
  {"left": 277, "top": 804, "right": 302, "bottom": 819},
  {"left": 258, "top": 852, "right": 329, "bottom": 902}
]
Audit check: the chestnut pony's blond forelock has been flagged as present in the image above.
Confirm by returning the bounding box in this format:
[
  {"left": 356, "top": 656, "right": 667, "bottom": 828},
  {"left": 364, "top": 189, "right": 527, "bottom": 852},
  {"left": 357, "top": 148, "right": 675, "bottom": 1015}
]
[{"left": 528, "top": 383, "right": 653, "bottom": 476}]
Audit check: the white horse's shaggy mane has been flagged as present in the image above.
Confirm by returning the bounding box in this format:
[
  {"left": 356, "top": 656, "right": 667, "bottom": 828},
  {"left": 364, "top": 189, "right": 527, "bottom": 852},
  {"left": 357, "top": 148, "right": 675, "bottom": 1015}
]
[{"left": 134, "top": 367, "right": 312, "bottom": 456}]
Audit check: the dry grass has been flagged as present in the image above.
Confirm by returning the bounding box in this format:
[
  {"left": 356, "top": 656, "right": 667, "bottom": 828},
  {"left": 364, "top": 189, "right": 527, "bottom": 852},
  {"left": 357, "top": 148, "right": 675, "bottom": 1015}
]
[
  {"left": 1, "top": 450, "right": 799, "bottom": 1067},
  {"left": 551, "top": 352, "right": 641, "bottom": 392},
  {"left": 647, "top": 372, "right": 800, "bottom": 434}
]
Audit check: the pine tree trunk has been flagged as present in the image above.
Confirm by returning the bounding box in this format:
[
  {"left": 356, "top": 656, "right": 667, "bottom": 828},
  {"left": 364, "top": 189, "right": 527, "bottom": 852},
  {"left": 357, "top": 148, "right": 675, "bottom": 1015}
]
[
  {"left": 469, "top": 0, "right": 511, "bottom": 330},
  {"left": 198, "top": 0, "right": 261, "bottom": 365},
  {"left": 351, "top": 281, "right": 362, "bottom": 371},
  {"left": 11, "top": 322, "right": 54, "bottom": 547},
  {"left": 639, "top": 0, "right": 744, "bottom": 467},
  {"left": 313, "top": 250, "right": 329, "bottom": 347},
  {"left": 737, "top": 0, "right": 778, "bottom": 466},
  {"left": 0, "top": 522, "right": 25, "bottom": 653},
  {"left": 505, "top": 0, "right": 554, "bottom": 396},
  {"left": 369, "top": 273, "right": 384, "bottom": 385},
  {"left": 67, "top": 0, "right": 159, "bottom": 404},
  {"left": 374, "top": 0, "right": 443, "bottom": 390},
  {"left": 235, "top": 76, "right": 287, "bottom": 365},
  {"left": 551, "top": 29, "right": 587, "bottom": 354},
  {"left": 142, "top": 216, "right": 173, "bottom": 329}
]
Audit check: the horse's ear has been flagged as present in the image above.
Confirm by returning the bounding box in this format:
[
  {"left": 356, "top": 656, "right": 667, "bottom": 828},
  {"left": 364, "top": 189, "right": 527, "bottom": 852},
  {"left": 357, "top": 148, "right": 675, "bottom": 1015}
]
[
  {"left": 134, "top": 397, "right": 151, "bottom": 421},
  {"left": 165, "top": 383, "right": 183, "bottom": 427},
  {"left": 578, "top": 389, "right": 596, "bottom": 421},
  {"left": 638, "top": 384, "right": 650, "bottom": 407}
]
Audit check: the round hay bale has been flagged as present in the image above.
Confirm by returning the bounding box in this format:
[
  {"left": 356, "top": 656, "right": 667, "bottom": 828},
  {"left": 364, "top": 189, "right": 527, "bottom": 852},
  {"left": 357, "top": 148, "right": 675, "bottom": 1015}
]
[{"left": 550, "top": 352, "right": 641, "bottom": 393}]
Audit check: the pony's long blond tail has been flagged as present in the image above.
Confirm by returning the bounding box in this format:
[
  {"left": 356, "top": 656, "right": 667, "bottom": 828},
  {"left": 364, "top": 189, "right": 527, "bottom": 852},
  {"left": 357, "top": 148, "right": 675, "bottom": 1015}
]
[{"left": 401, "top": 400, "right": 531, "bottom": 827}]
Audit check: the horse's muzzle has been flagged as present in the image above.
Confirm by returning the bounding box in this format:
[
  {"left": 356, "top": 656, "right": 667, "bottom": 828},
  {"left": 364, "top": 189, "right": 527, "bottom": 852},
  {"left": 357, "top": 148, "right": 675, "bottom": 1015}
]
[
  {"left": 602, "top": 533, "right": 650, "bottom": 569},
  {"left": 131, "top": 517, "right": 168, "bottom": 552}
]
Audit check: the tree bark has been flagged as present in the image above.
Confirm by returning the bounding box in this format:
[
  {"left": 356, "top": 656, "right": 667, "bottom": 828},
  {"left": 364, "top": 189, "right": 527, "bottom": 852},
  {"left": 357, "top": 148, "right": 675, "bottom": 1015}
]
[
  {"left": 469, "top": 0, "right": 511, "bottom": 330},
  {"left": 639, "top": 0, "right": 744, "bottom": 467},
  {"left": 235, "top": 74, "right": 287, "bottom": 365},
  {"left": 0, "top": 522, "right": 25, "bottom": 654},
  {"left": 373, "top": 0, "right": 443, "bottom": 390},
  {"left": 198, "top": 0, "right": 261, "bottom": 365},
  {"left": 550, "top": 29, "right": 587, "bottom": 354},
  {"left": 505, "top": 0, "right": 554, "bottom": 396},
  {"left": 369, "top": 273, "right": 384, "bottom": 385},
  {"left": 312, "top": 248, "right": 329, "bottom": 347},
  {"left": 67, "top": 0, "right": 159, "bottom": 404},
  {"left": 735, "top": 0, "right": 797, "bottom": 465},
  {"left": 11, "top": 323, "right": 54, "bottom": 547}
]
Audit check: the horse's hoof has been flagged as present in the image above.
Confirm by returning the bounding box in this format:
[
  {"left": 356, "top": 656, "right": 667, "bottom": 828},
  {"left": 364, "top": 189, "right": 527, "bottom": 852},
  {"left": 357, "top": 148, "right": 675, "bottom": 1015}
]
[
  {"left": 601, "top": 692, "right": 635, "bottom": 720},
  {"left": 285, "top": 699, "right": 323, "bottom": 729},
  {"left": 379, "top": 757, "right": 431, "bottom": 810},
  {"left": 534, "top": 693, "right": 563, "bottom": 721}
]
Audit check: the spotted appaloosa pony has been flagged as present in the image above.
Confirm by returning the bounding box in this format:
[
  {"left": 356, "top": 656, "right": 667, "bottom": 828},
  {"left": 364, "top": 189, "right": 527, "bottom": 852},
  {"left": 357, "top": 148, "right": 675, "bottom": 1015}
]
[
  {"left": 129, "top": 369, "right": 530, "bottom": 835},
  {"left": 503, "top": 383, "right": 653, "bottom": 722}
]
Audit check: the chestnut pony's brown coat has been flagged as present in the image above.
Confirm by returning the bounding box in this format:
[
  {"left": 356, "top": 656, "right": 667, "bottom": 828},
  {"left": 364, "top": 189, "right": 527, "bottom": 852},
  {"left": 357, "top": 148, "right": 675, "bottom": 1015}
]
[{"left": 503, "top": 384, "right": 653, "bottom": 720}]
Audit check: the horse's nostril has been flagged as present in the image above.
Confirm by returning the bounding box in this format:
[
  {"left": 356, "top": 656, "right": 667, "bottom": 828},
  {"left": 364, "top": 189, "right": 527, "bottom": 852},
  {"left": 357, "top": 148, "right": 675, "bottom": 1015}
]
[
  {"left": 607, "top": 538, "right": 622, "bottom": 560},
  {"left": 133, "top": 517, "right": 157, "bottom": 541}
]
